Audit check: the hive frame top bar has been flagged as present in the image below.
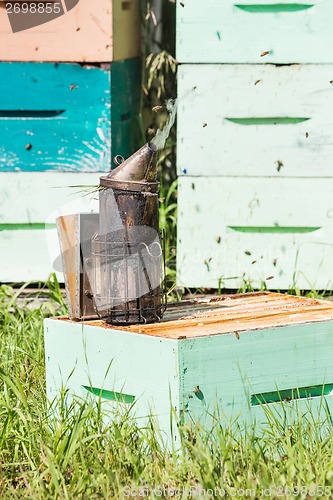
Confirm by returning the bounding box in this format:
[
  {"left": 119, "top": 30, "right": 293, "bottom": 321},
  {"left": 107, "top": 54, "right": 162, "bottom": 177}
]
[{"left": 55, "top": 292, "right": 333, "bottom": 340}]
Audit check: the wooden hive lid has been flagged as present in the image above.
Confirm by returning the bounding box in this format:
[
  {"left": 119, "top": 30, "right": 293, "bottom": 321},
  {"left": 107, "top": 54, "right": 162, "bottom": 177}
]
[{"left": 78, "top": 292, "right": 333, "bottom": 339}]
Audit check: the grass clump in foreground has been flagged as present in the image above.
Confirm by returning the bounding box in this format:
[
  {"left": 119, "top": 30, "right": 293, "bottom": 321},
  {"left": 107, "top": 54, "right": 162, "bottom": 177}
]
[{"left": 0, "top": 277, "right": 333, "bottom": 498}]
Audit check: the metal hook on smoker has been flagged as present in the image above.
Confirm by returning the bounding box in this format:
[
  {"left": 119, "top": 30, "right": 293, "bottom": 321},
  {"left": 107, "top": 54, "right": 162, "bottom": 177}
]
[
  {"left": 138, "top": 241, "right": 162, "bottom": 258},
  {"left": 113, "top": 154, "right": 125, "bottom": 166}
]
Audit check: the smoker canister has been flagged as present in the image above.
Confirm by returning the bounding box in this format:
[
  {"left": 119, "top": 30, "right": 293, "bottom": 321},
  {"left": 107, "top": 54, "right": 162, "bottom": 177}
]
[{"left": 92, "top": 142, "right": 165, "bottom": 324}]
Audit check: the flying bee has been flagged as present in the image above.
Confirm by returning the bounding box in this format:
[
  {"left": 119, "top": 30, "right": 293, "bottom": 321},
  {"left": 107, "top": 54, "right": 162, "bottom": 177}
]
[
  {"left": 276, "top": 160, "right": 283, "bottom": 172},
  {"left": 69, "top": 84, "right": 77, "bottom": 91},
  {"left": 260, "top": 51, "right": 269, "bottom": 57}
]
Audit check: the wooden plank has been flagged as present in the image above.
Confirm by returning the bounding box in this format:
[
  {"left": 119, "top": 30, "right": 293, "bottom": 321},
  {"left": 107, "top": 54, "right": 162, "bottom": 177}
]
[
  {"left": 44, "top": 318, "right": 180, "bottom": 446},
  {"left": 112, "top": 0, "right": 141, "bottom": 62},
  {"left": 0, "top": 227, "right": 62, "bottom": 282},
  {"left": 0, "top": 172, "right": 99, "bottom": 222},
  {"left": 176, "top": 176, "right": 333, "bottom": 290},
  {"left": 0, "top": 0, "right": 140, "bottom": 62},
  {"left": 57, "top": 215, "right": 79, "bottom": 315},
  {"left": 0, "top": 172, "right": 98, "bottom": 282},
  {"left": 82, "top": 293, "right": 333, "bottom": 339},
  {"left": 111, "top": 116, "right": 143, "bottom": 161},
  {"left": 110, "top": 58, "right": 141, "bottom": 122},
  {"left": 110, "top": 58, "right": 143, "bottom": 160},
  {"left": 179, "top": 320, "right": 333, "bottom": 426},
  {"left": 176, "top": 0, "right": 333, "bottom": 63},
  {"left": 0, "top": 62, "right": 111, "bottom": 172},
  {"left": 177, "top": 64, "right": 333, "bottom": 177},
  {"left": 57, "top": 213, "right": 99, "bottom": 319}
]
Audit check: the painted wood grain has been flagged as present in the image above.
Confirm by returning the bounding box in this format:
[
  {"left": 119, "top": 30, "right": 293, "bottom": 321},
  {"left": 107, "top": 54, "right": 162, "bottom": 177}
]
[
  {"left": 45, "top": 297, "right": 333, "bottom": 439},
  {"left": 112, "top": 0, "right": 141, "bottom": 62},
  {"left": 110, "top": 58, "right": 143, "bottom": 160},
  {"left": 179, "top": 320, "right": 333, "bottom": 427},
  {"left": 0, "top": 0, "right": 140, "bottom": 62},
  {"left": 176, "top": 0, "right": 333, "bottom": 63},
  {"left": 56, "top": 214, "right": 79, "bottom": 316},
  {"left": 0, "top": 62, "right": 111, "bottom": 172},
  {"left": 177, "top": 64, "right": 333, "bottom": 177},
  {"left": 177, "top": 176, "right": 333, "bottom": 290},
  {"left": 0, "top": 172, "right": 98, "bottom": 282},
  {"left": 85, "top": 292, "right": 333, "bottom": 340},
  {"left": 110, "top": 58, "right": 141, "bottom": 122},
  {"left": 0, "top": 172, "right": 99, "bottom": 222},
  {"left": 0, "top": 228, "right": 63, "bottom": 282},
  {"left": 44, "top": 318, "right": 180, "bottom": 445},
  {"left": 57, "top": 213, "right": 99, "bottom": 319}
]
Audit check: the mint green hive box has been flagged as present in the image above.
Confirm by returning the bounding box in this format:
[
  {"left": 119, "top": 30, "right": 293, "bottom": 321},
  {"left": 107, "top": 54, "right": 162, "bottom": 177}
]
[{"left": 44, "top": 292, "right": 333, "bottom": 443}]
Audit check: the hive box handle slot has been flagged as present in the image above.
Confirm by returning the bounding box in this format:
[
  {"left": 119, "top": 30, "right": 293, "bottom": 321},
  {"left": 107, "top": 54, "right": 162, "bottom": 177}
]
[
  {"left": 0, "top": 223, "right": 56, "bottom": 231},
  {"left": 0, "top": 110, "right": 65, "bottom": 118},
  {"left": 251, "top": 384, "right": 333, "bottom": 406},
  {"left": 82, "top": 386, "right": 135, "bottom": 404},
  {"left": 228, "top": 226, "right": 321, "bottom": 234},
  {"left": 225, "top": 117, "right": 310, "bottom": 125},
  {"left": 234, "top": 4, "right": 314, "bottom": 13}
]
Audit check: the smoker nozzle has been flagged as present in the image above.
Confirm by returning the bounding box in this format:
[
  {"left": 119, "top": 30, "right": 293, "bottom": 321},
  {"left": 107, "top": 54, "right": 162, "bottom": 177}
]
[{"left": 100, "top": 142, "right": 158, "bottom": 192}]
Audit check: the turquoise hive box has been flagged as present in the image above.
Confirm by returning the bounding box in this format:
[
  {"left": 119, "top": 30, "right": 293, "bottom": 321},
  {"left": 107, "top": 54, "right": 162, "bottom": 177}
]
[
  {"left": 44, "top": 292, "right": 333, "bottom": 444},
  {"left": 0, "top": 59, "right": 141, "bottom": 282}
]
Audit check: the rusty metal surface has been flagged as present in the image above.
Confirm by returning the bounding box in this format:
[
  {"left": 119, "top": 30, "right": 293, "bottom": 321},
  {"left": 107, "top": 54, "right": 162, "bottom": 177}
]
[
  {"left": 94, "top": 141, "right": 164, "bottom": 325},
  {"left": 100, "top": 142, "right": 159, "bottom": 192},
  {"left": 56, "top": 292, "right": 333, "bottom": 339}
]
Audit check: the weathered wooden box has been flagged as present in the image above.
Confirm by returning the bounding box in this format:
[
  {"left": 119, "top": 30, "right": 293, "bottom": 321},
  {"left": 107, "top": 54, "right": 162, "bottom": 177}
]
[
  {"left": 176, "top": 0, "right": 333, "bottom": 64},
  {"left": 0, "top": 62, "right": 111, "bottom": 173},
  {"left": 0, "top": 0, "right": 140, "bottom": 62},
  {"left": 176, "top": 63, "right": 333, "bottom": 290},
  {"left": 0, "top": 173, "right": 98, "bottom": 282},
  {"left": 0, "top": 59, "right": 141, "bottom": 282},
  {"left": 177, "top": 64, "right": 333, "bottom": 178},
  {"left": 45, "top": 293, "right": 333, "bottom": 443},
  {"left": 0, "top": 60, "right": 141, "bottom": 173},
  {"left": 177, "top": 176, "right": 333, "bottom": 291}
]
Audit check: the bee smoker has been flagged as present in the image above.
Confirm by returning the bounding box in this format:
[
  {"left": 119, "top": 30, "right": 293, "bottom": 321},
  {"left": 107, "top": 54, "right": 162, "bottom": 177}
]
[{"left": 91, "top": 142, "right": 165, "bottom": 324}]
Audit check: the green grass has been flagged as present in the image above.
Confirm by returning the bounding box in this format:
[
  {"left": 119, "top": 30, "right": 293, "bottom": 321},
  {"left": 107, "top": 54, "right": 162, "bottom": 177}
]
[{"left": 0, "top": 276, "right": 333, "bottom": 497}]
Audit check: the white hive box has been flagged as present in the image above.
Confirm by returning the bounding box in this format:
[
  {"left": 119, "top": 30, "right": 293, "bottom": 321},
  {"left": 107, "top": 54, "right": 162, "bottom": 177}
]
[
  {"left": 176, "top": 0, "right": 333, "bottom": 64},
  {"left": 177, "top": 177, "right": 333, "bottom": 291},
  {"left": 45, "top": 293, "right": 333, "bottom": 444},
  {"left": 176, "top": 65, "right": 333, "bottom": 290},
  {"left": 0, "top": 173, "right": 98, "bottom": 282},
  {"left": 177, "top": 64, "right": 333, "bottom": 178}
]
